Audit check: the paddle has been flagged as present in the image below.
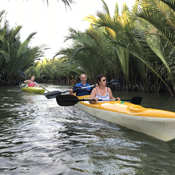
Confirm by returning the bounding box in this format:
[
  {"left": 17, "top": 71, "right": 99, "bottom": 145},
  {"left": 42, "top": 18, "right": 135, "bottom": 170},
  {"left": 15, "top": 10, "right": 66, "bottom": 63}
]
[
  {"left": 44, "top": 77, "right": 123, "bottom": 99},
  {"left": 56, "top": 95, "right": 142, "bottom": 106},
  {"left": 44, "top": 85, "right": 94, "bottom": 99},
  {"left": 106, "top": 78, "right": 123, "bottom": 85},
  {"left": 17, "top": 70, "right": 51, "bottom": 92}
]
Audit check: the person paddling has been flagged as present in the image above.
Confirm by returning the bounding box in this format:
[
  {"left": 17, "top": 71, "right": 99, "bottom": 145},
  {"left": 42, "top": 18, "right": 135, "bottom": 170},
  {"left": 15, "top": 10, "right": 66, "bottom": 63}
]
[
  {"left": 24, "top": 76, "right": 39, "bottom": 87},
  {"left": 89, "top": 74, "right": 120, "bottom": 104},
  {"left": 70, "top": 74, "right": 92, "bottom": 96}
]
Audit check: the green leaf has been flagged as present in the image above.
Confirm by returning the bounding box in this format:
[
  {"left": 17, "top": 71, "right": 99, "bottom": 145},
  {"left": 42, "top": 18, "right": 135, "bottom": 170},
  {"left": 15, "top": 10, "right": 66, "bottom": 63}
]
[{"left": 0, "top": 50, "right": 10, "bottom": 63}]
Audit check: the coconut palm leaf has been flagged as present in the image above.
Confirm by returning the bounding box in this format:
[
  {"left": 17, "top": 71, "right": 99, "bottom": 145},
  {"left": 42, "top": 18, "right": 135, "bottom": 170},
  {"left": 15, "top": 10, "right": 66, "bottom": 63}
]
[
  {"left": 0, "top": 50, "right": 10, "bottom": 63},
  {"left": 17, "top": 32, "right": 37, "bottom": 58},
  {"left": 9, "top": 26, "right": 22, "bottom": 42},
  {"left": 132, "top": 0, "right": 175, "bottom": 93},
  {"left": 133, "top": 2, "right": 175, "bottom": 47},
  {"left": 112, "top": 30, "right": 174, "bottom": 95},
  {"left": 101, "top": 0, "right": 110, "bottom": 16},
  {"left": 42, "top": 0, "right": 75, "bottom": 8},
  {"left": 0, "top": 11, "right": 45, "bottom": 85},
  {"left": 159, "top": 0, "right": 175, "bottom": 14},
  {"left": 0, "top": 28, "right": 5, "bottom": 42},
  {"left": 146, "top": 35, "right": 171, "bottom": 72}
]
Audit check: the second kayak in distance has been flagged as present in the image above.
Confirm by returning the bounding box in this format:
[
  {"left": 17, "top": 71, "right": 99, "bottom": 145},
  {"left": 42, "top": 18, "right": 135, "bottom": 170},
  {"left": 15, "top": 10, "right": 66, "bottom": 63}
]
[{"left": 22, "top": 87, "right": 45, "bottom": 94}]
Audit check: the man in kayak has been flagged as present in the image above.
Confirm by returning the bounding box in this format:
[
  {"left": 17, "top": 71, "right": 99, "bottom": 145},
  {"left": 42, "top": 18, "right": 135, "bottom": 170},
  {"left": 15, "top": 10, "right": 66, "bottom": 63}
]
[
  {"left": 89, "top": 74, "right": 120, "bottom": 103},
  {"left": 70, "top": 74, "right": 92, "bottom": 96},
  {"left": 24, "top": 76, "right": 39, "bottom": 87}
]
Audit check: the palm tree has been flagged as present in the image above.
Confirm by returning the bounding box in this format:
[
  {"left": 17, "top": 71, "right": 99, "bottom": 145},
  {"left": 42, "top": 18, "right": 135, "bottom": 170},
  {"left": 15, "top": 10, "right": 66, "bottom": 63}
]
[
  {"left": 0, "top": 10, "right": 45, "bottom": 85},
  {"left": 54, "top": 26, "right": 122, "bottom": 83},
  {"left": 86, "top": 0, "right": 175, "bottom": 95},
  {"left": 84, "top": 0, "right": 151, "bottom": 90},
  {"left": 43, "top": 0, "right": 75, "bottom": 8},
  {"left": 38, "top": 0, "right": 175, "bottom": 95},
  {"left": 132, "top": 0, "right": 175, "bottom": 95}
]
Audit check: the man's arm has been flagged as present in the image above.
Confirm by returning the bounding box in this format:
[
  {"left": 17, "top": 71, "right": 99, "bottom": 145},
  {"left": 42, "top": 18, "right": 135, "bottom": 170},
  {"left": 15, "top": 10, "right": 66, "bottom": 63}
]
[{"left": 70, "top": 85, "right": 77, "bottom": 95}]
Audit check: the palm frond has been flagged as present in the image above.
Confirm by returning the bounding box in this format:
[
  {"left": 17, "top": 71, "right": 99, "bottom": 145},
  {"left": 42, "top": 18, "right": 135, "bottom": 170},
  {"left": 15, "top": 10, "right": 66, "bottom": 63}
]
[
  {"left": 0, "top": 50, "right": 10, "bottom": 62},
  {"left": 101, "top": 0, "right": 110, "bottom": 16},
  {"left": 17, "top": 32, "right": 37, "bottom": 58},
  {"left": 44, "top": 0, "right": 75, "bottom": 9},
  {"left": 160, "top": 0, "right": 175, "bottom": 12},
  {"left": 133, "top": 3, "right": 175, "bottom": 47}
]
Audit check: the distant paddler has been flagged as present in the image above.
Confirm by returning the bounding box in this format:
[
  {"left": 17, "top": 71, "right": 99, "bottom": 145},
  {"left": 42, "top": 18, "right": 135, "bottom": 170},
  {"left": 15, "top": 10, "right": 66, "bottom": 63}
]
[{"left": 24, "top": 76, "right": 39, "bottom": 87}]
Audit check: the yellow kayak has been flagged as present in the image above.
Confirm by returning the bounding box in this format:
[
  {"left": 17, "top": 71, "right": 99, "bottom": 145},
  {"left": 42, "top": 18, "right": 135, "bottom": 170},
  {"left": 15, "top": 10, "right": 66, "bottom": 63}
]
[
  {"left": 76, "top": 95, "right": 175, "bottom": 141},
  {"left": 22, "top": 87, "right": 45, "bottom": 94}
]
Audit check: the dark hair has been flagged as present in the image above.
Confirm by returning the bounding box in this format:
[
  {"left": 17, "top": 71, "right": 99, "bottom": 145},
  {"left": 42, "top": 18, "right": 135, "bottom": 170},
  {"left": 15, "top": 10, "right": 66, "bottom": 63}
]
[{"left": 96, "top": 74, "right": 105, "bottom": 84}]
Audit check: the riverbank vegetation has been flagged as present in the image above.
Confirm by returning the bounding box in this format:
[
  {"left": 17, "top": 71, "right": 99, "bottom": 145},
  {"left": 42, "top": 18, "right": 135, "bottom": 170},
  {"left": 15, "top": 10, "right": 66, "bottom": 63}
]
[
  {"left": 53, "top": 0, "right": 175, "bottom": 96},
  {"left": 1, "top": 0, "right": 175, "bottom": 96},
  {"left": 0, "top": 10, "right": 45, "bottom": 85}
]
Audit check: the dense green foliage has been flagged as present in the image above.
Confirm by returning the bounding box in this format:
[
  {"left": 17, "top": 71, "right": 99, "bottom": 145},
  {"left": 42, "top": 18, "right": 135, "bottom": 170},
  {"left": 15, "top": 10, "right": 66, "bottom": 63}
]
[
  {"left": 48, "top": 0, "right": 175, "bottom": 96},
  {"left": 0, "top": 10, "right": 45, "bottom": 85},
  {"left": 1, "top": 0, "right": 175, "bottom": 96},
  {"left": 26, "top": 57, "right": 83, "bottom": 85}
]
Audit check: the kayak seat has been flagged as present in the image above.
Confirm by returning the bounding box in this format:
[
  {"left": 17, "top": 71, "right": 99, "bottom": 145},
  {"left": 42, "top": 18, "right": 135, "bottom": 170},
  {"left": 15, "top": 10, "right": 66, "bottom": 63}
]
[{"left": 128, "top": 104, "right": 146, "bottom": 113}]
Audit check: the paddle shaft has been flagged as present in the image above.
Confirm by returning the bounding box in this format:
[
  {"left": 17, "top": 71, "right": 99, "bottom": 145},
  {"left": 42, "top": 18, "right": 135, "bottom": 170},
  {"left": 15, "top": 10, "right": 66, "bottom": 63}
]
[
  {"left": 60, "top": 85, "right": 95, "bottom": 94},
  {"left": 56, "top": 95, "right": 142, "bottom": 106},
  {"left": 57, "top": 98, "right": 116, "bottom": 102},
  {"left": 44, "top": 84, "right": 96, "bottom": 99}
]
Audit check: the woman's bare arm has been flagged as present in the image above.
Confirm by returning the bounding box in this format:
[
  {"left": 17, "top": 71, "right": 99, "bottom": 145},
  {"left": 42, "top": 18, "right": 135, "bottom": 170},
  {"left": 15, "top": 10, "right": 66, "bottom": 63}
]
[
  {"left": 24, "top": 80, "right": 30, "bottom": 84},
  {"left": 108, "top": 88, "right": 120, "bottom": 101},
  {"left": 35, "top": 83, "right": 39, "bottom": 87},
  {"left": 89, "top": 88, "right": 98, "bottom": 104}
]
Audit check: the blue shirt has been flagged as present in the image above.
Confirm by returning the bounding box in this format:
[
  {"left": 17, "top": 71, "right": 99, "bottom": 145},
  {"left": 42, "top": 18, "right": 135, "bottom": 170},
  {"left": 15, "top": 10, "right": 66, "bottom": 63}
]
[{"left": 73, "top": 82, "right": 92, "bottom": 96}]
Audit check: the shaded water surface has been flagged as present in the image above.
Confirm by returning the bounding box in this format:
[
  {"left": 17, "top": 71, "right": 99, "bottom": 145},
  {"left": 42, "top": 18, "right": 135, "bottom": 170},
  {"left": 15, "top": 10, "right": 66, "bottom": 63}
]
[{"left": 1, "top": 85, "right": 175, "bottom": 175}]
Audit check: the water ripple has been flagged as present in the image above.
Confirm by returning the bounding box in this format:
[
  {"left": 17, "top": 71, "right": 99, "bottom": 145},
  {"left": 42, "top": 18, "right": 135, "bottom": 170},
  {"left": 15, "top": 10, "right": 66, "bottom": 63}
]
[{"left": 1, "top": 86, "right": 175, "bottom": 174}]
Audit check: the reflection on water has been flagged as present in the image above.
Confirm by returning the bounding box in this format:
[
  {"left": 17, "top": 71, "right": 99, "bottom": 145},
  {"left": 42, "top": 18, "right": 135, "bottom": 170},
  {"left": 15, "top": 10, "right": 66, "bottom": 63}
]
[{"left": 1, "top": 85, "right": 175, "bottom": 174}]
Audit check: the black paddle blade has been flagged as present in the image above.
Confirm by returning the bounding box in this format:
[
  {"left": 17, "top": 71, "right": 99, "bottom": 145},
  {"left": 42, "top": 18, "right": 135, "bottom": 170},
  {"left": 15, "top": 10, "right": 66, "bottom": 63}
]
[
  {"left": 107, "top": 78, "right": 123, "bottom": 85},
  {"left": 17, "top": 70, "right": 28, "bottom": 78},
  {"left": 130, "top": 97, "right": 142, "bottom": 105},
  {"left": 56, "top": 95, "right": 79, "bottom": 106},
  {"left": 44, "top": 90, "right": 62, "bottom": 99},
  {"left": 110, "top": 82, "right": 121, "bottom": 85}
]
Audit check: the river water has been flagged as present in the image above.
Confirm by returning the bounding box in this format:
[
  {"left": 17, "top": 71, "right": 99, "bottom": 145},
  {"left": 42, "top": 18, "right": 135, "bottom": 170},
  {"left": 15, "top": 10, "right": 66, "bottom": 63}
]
[{"left": 1, "top": 84, "right": 175, "bottom": 175}]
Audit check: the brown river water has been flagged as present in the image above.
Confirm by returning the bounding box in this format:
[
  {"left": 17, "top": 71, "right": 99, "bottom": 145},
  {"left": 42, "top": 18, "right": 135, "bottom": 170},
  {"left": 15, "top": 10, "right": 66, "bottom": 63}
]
[{"left": 1, "top": 84, "right": 175, "bottom": 175}]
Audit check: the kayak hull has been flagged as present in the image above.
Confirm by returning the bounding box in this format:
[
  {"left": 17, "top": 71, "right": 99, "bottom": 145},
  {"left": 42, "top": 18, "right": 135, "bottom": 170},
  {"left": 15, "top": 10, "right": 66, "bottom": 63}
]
[
  {"left": 76, "top": 95, "right": 175, "bottom": 141},
  {"left": 22, "top": 87, "right": 45, "bottom": 94}
]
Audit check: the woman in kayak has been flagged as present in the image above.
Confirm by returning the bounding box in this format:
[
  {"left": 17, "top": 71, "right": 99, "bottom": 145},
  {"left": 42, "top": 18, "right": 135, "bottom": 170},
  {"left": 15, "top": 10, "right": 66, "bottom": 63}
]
[
  {"left": 89, "top": 74, "right": 120, "bottom": 104},
  {"left": 24, "top": 76, "right": 39, "bottom": 87}
]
